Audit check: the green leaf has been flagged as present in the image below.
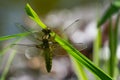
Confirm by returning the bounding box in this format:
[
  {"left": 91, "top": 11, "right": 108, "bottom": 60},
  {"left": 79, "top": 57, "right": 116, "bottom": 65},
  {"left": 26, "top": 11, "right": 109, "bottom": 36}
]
[
  {"left": 25, "top": 3, "right": 47, "bottom": 29},
  {"left": 98, "top": 5, "right": 118, "bottom": 27},
  {"left": 25, "top": 3, "right": 113, "bottom": 80},
  {"left": 0, "top": 50, "right": 17, "bottom": 80},
  {"left": 55, "top": 35, "right": 112, "bottom": 80},
  {"left": 0, "top": 32, "right": 29, "bottom": 41},
  {"left": 108, "top": 18, "right": 114, "bottom": 77},
  {"left": 93, "top": 28, "right": 102, "bottom": 66},
  {"left": 108, "top": 13, "right": 119, "bottom": 78},
  {"left": 98, "top": 1, "right": 120, "bottom": 27},
  {"left": 71, "top": 56, "right": 88, "bottom": 80},
  {"left": 114, "top": 13, "right": 119, "bottom": 52},
  {"left": 0, "top": 38, "right": 23, "bottom": 80},
  {"left": 114, "top": 0, "right": 120, "bottom": 7}
]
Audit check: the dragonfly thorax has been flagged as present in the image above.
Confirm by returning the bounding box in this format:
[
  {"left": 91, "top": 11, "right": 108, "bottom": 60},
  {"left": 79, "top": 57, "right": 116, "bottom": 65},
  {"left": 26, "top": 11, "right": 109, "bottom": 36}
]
[{"left": 42, "top": 39, "right": 49, "bottom": 48}]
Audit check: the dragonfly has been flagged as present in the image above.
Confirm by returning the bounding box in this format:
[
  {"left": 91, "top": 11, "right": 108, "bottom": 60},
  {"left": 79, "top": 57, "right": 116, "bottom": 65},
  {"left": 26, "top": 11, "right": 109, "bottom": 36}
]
[{"left": 13, "top": 19, "right": 87, "bottom": 72}]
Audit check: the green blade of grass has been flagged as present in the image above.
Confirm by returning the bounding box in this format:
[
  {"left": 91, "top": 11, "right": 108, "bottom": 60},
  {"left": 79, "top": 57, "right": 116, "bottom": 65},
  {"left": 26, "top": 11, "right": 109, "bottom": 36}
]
[
  {"left": 0, "top": 50, "right": 17, "bottom": 80},
  {"left": 108, "top": 18, "right": 115, "bottom": 77},
  {"left": 25, "top": 3, "right": 113, "bottom": 80},
  {"left": 113, "top": 12, "right": 120, "bottom": 80},
  {"left": 0, "top": 32, "right": 29, "bottom": 41},
  {"left": 56, "top": 35, "right": 112, "bottom": 80},
  {"left": 71, "top": 56, "right": 88, "bottom": 80},
  {"left": 98, "top": 1, "right": 120, "bottom": 27},
  {"left": 93, "top": 28, "right": 101, "bottom": 66},
  {"left": 0, "top": 37, "right": 23, "bottom": 80},
  {"left": 93, "top": 28, "right": 102, "bottom": 80},
  {"left": 108, "top": 13, "right": 119, "bottom": 78},
  {"left": 114, "top": 0, "right": 120, "bottom": 8},
  {"left": 114, "top": 13, "right": 119, "bottom": 54},
  {"left": 25, "top": 3, "right": 47, "bottom": 29}
]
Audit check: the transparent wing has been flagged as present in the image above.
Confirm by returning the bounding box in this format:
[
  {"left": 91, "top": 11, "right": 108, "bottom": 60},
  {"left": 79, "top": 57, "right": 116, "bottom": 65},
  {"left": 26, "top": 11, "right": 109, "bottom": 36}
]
[
  {"left": 63, "top": 19, "right": 85, "bottom": 35},
  {"left": 52, "top": 42, "right": 69, "bottom": 57},
  {"left": 25, "top": 47, "right": 43, "bottom": 59},
  {"left": 53, "top": 45, "right": 67, "bottom": 57},
  {"left": 15, "top": 23, "right": 43, "bottom": 43},
  {"left": 12, "top": 44, "right": 43, "bottom": 59},
  {"left": 73, "top": 43, "right": 87, "bottom": 51},
  {"left": 52, "top": 42, "right": 87, "bottom": 57}
]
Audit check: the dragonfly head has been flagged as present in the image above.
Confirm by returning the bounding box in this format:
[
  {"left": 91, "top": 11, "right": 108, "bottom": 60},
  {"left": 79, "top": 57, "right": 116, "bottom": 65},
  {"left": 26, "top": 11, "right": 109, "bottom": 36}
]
[{"left": 42, "top": 28, "right": 51, "bottom": 35}]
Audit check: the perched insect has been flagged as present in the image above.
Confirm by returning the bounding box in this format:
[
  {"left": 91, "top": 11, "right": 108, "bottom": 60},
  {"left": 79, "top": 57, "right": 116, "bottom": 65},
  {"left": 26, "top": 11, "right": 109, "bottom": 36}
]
[
  {"left": 36, "top": 28, "right": 56, "bottom": 72},
  {"left": 14, "top": 19, "right": 87, "bottom": 72},
  {"left": 14, "top": 26, "right": 57, "bottom": 72}
]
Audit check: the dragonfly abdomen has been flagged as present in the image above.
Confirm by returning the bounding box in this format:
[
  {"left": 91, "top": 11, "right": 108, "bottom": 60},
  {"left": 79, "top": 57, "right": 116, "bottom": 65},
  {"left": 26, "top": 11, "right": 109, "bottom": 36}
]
[{"left": 44, "top": 48, "right": 52, "bottom": 72}]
